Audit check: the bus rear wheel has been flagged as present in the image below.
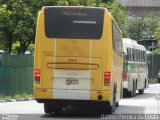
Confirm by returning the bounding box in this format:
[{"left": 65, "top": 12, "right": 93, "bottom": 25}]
[
  {"left": 139, "top": 80, "right": 145, "bottom": 94},
  {"left": 44, "top": 103, "right": 61, "bottom": 114},
  {"left": 132, "top": 81, "right": 136, "bottom": 97},
  {"left": 100, "top": 88, "right": 116, "bottom": 114},
  {"left": 100, "top": 102, "right": 112, "bottom": 115},
  {"left": 127, "top": 81, "right": 136, "bottom": 97},
  {"left": 44, "top": 103, "right": 53, "bottom": 114},
  {"left": 138, "top": 89, "right": 144, "bottom": 94},
  {"left": 107, "top": 86, "right": 116, "bottom": 114}
]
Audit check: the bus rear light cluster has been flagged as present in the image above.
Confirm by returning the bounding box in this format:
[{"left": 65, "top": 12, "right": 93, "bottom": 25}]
[
  {"left": 34, "top": 69, "right": 41, "bottom": 84},
  {"left": 123, "top": 71, "right": 128, "bottom": 80},
  {"left": 104, "top": 71, "right": 111, "bottom": 83}
]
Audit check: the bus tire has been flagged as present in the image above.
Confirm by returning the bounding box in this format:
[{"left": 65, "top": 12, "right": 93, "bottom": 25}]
[
  {"left": 139, "top": 80, "right": 145, "bottom": 94},
  {"left": 138, "top": 89, "right": 144, "bottom": 94},
  {"left": 107, "top": 103, "right": 113, "bottom": 114},
  {"left": 120, "top": 82, "right": 123, "bottom": 99},
  {"left": 116, "top": 101, "right": 119, "bottom": 107},
  {"left": 101, "top": 102, "right": 112, "bottom": 115},
  {"left": 101, "top": 87, "right": 116, "bottom": 114},
  {"left": 44, "top": 103, "right": 61, "bottom": 114},
  {"left": 123, "top": 89, "right": 129, "bottom": 98},
  {"left": 132, "top": 81, "right": 136, "bottom": 97},
  {"left": 111, "top": 86, "right": 116, "bottom": 113},
  {"left": 127, "top": 91, "right": 132, "bottom": 97},
  {"left": 145, "top": 79, "right": 147, "bottom": 88},
  {"left": 44, "top": 103, "right": 52, "bottom": 114},
  {"left": 127, "top": 81, "right": 136, "bottom": 97}
]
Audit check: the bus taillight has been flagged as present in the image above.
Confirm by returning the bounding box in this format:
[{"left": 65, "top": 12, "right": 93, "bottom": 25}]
[
  {"left": 123, "top": 71, "right": 128, "bottom": 80},
  {"left": 34, "top": 69, "right": 41, "bottom": 84},
  {"left": 104, "top": 72, "right": 111, "bottom": 83}
]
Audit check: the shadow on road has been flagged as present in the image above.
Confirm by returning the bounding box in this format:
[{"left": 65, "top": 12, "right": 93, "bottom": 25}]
[
  {"left": 41, "top": 113, "right": 102, "bottom": 119},
  {"left": 41, "top": 106, "right": 102, "bottom": 119},
  {"left": 115, "top": 105, "right": 145, "bottom": 114},
  {"left": 123, "top": 90, "right": 157, "bottom": 100},
  {"left": 132, "top": 93, "right": 157, "bottom": 100}
]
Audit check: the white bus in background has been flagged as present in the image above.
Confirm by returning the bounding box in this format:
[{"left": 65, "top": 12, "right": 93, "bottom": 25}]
[{"left": 123, "top": 38, "right": 148, "bottom": 97}]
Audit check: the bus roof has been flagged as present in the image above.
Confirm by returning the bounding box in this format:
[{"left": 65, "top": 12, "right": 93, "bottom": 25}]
[
  {"left": 42, "top": 6, "right": 107, "bottom": 11},
  {"left": 123, "top": 38, "right": 146, "bottom": 53}
]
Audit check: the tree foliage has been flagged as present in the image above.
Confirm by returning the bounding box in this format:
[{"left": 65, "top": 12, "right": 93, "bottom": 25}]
[
  {"left": 154, "top": 21, "right": 160, "bottom": 40},
  {"left": 125, "top": 17, "right": 145, "bottom": 40},
  {"left": 0, "top": 4, "right": 13, "bottom": 52},
  {"left": 0, "top": 0, "right": 127, "bottom": 54},
  {"left": 125, "top": 12, "right": 160, "bottom": 41}
]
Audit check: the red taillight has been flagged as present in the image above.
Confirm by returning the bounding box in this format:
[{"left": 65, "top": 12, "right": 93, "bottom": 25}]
[
  {"left": 34, "top": 69, "right": 40, "bottom": 84},
  {"left": 123, "top": 71, "right": 128, "bottom": 80},
  {"left": 44, "top": 7, "right": 48, "bottom": 11},
  {"left": 104, "top": 72, "right": 111, "bottom": 83}
]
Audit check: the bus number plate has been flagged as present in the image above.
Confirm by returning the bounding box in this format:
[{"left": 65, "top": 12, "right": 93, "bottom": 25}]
[{"left": 66, "top": 78, "right": 78, "bottom": 85}]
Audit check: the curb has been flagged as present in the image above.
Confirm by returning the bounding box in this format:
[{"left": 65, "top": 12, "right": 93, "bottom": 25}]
[
  {"left": 0, "top": 98, "right": 35, "bottom": 103},
  {"left": 155, "top": 95, "right": 160, "bottom": 100}
]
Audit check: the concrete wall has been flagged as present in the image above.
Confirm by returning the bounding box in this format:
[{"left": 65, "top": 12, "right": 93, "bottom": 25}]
[
  {"left": 118, "top": 0, "right": 160, "bottom": 7},
  {"left": 117, "top": 0, "right": 160, "bottom": 16}
]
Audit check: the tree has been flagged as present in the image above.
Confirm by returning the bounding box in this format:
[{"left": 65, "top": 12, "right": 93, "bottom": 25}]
[
  {"left": 94, "top": 1, "right": 128, "bottom": 36},
  {"left": 106, "top": 1, "right": 127, "bottom": 36},
  {"left": 0, "top": 0, "right": 58, "bottom": 54},
  {"left": 125, "top": 17, "right": 145, "bottom": 40},
  {"left": 11, "top": 1, "right": 35, "bottom": 54},
  {"left": 143, "top": 12, "right": 160, "bottom": 39},
  {"left": 0, "top": 4, "right": 13, "bottom": 52},
  {"left": 154, "top": 21, "right": 160, "bottom": 40},
  {"left": 124, "top": 11, "right": 160, "bottom": 41},
  {"left": 0, "top": 0, "right": 127, "bottom": 54}
]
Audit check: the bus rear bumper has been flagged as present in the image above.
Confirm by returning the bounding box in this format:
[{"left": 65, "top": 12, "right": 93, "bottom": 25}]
[
  {"left": 34, "top": 89, "right": 111, "bottom": 102},
  {"left": 36, "top": 99, "right": 111, "bottom": 109}
]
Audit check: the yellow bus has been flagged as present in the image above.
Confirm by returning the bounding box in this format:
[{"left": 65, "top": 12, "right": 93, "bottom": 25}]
[{"left": 34, "top": 6, "right": 123, "bottom": 114}]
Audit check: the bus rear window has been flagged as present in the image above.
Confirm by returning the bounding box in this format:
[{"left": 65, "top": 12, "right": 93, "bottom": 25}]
[{"left": 44, "top": 7, "right": 104, "bottom": 39}]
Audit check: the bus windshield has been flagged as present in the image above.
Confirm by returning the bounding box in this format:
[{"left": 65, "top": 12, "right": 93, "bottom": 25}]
[{"left": 44, "top": 7, "right": 104, "bottom": 39}]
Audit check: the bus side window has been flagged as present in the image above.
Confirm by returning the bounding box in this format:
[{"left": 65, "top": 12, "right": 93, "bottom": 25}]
[
  {"left": 141, "top": 51, "right": 143, "bottom": 62},
  {"left": 133, "top": 49, "right": 135, "bottom": 61},
  {"left": 140, "top": 50, "right": 142, "bottom": 62},
  {"left": 129, "top": 48, "right": 131, "bottom": 61},
  {"left": 135, "top": 49, "right": 137, "bottom": 62},
  {"left": 130, "top": 48, "right": 132, "bottom": 61},
  {"left": 138, "top": 50, "right": 140, "bottom": 62},
  {"left": 142, "top": 51, "right": 144, "bottom": 62},
  {"left": 127, "top": 48, "right": 129, "bottom": 61},
  {"left": 132, "top": 49, "right": 134, "bottom": 61},
  {"left": 144, "top": 52, "right": 147, "bottom": 62}
]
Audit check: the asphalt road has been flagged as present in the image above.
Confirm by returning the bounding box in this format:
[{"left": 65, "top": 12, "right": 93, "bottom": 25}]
[{"left": 0, "top": 84, "right": 160, "bottom": 120}]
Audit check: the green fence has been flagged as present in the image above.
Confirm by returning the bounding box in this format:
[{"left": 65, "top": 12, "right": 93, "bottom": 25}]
[
  {"left": 0, "top": 53, "right": 159, "bottom": 95},
  {"left": 148, "top": 55, "right": 160, "bottom": 79},
  {"left": 0, "top": 54, "right": 33, "bottom": 96}
]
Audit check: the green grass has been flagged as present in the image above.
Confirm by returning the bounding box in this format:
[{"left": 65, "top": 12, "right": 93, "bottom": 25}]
[
  {"left": 148, "top": 48, "right": 160, "bottom": 55},
  {"left": 13, "top": 93, "right": 33, "bottom": 99},
  {"left": 0, "top": 96, "right": 12, "bottom": 100},
  {"left": 0, "top": 93, "right": 33, "bottom": 100},
  {"left": 149, "top": 78, "right": 158, "bottom": 84}
]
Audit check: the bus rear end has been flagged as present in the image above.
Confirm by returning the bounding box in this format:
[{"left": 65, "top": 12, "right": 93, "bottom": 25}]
[{"left": 34, "top": 6, "right": 113, "bottom": 114}]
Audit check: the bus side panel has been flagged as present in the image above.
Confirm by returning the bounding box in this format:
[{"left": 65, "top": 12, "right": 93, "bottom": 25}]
[
  {"left": 110, "top": 16, "right": 123, "bottom": 104},
  {"left": 34, "top": 11, "right": 54, "bottom": 99}
]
